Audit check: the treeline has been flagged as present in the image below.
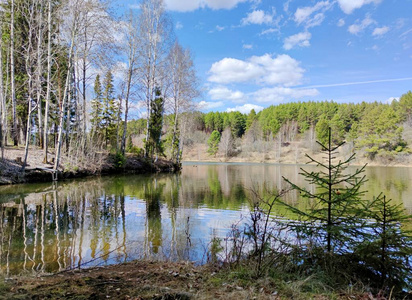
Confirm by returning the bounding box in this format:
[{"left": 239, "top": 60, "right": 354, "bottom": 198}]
[
  {"left": 0, "top": 0, "right": 198, "bottom": 172},
  {"left": 150, "top": 91, "right": 411, "bottom": 161}
]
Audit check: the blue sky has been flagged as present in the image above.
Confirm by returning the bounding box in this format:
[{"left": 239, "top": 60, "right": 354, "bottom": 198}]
[{"left": 124, "top": 0, "right": 412, "bottom": 114}]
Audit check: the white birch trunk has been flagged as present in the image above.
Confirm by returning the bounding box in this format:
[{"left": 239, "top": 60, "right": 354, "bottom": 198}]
[
  {"left": 10, "top": 0, "right": 18, "bottom": 146},
  {"left": 43, "top": 0, "right": 52, "bottom": 163}
]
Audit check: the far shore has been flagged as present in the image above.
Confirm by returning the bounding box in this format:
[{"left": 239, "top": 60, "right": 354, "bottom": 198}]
[{"left": 181, "top": 142, "right": 412, "bottom": 168}]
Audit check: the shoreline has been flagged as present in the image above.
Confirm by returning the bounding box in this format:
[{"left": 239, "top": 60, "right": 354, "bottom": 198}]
[
  {"left": 180, "top": 142, "right": 412, "bottom": 168},
  {"left": 181, "top": 158, "right": 412, "bottom": 168},
  {"left": 0, "top": 147, "right": 180, "bottom": 186},
  {"left": 2, "top": 145, "right": 411, "bottom": 186}
]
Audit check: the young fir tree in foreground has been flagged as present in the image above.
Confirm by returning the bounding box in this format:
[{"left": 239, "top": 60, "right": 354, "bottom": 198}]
[
  {"left": 356, "top": 194, "right": 412, "bottom": 293},
  {"left": 282, "top": 128, "right": 367, "bottom": 254},
  {"left": 280, "top": 127, "right": 412, "bottom": 295}
]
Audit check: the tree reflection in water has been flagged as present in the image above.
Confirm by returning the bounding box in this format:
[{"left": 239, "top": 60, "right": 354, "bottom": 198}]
[{"left": 0, "top": 163, "right": 411, "bottom": 276}]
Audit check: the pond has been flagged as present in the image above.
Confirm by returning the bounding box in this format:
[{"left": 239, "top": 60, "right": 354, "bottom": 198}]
[{"left": 1, "top": 162, "right": 411, "bottom": 276}]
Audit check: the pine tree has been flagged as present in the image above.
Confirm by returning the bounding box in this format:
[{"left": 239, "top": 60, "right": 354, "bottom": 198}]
[
  {"left": 315, "top": 115, "right": 330, "bottom": 146},
  {"left": 207, "top": 130, "right": 221, "bottom": 157},
  {"left": 145, "top": 87, "right": 164, "bottom": 159},
  {"left": 90, "top": 74, "right": 103, "bottom": 135},
  {"left": 101, "top": 71, "right": 116, "bottom": 147},
  {"left": 282, "top": 128, "right": 367, "bottom": 254},
  {"left": 355, "top": 194, "right": 412, "bottom": 293},
  {"left": 246, "top": 109, "right": 257, "bottom": 131}
]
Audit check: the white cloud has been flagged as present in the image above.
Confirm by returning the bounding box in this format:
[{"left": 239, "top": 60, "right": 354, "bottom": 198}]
[
  {"left": 283, "top": 31, "right": 312, "bottom": 50},
  {"left": 241, "top": 10, "right": 273, "bottom": 25},
  {"left": 260, "top": 28, "right": 278, "bottom": 35},
  {"left": 251, "top": 87, "right": 319, "bottom": 103},
  {"left": 337, "top": 0, "right": 382, "bottom": 14},
  {"left": 372, "top": 26, "right": 389, "bottom": 36},
  {"left": 400, "top": 28, "right": 412, "bottom": 38},
  {"left": 164, "top": 0, "right": 202, "bottom": 12},
  {"left": 206, "top": 0, "right": 248, "bottom": 10},
  {"left": 197, "top": 100, "right": 224, "bottom": 110},
  {"left": 164, "top": 0, "right": 248, "bottom": 12},
  {"left": 348, "top": 15, "right": 375, "bottom": 34},
  {"left": 208, "top": 54, "right": 305, "bottom": 86},
  {"left": 294, "top": 1, "right": 331, "bottom": 28},
  {"left": 208, "top": 86, "right": 245, "bottom": 102},
  {"left": 175, "top": 21, "right": 183, "bottom": 30},
  {"left": 305, "top": 13, "right": 325, "bottom": 28},
  {"left": 243, "top": 44, "right": 253, "bottom": 49},
  {"left": 216, "top": 25, "right": 225, "bottom": 31},
  {"left": 337, "top": 18, "right": 345, "bottom": 27},
  {"left": 283, "top": 0, "right": 292, "bottom": 12},
  {"left": 227, "top": 104, "right": 264, "bottom": 114},
  {"left": 385, "top": 97, "right": 399, "bottom": 104}
]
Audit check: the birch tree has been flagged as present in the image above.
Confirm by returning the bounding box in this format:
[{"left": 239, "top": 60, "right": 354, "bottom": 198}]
[
  {"left": 21, "top": 0, "right": 38, "bottom": 171},
  {"left": 165, "top": 42, "right": 198, "bottom": 164},
  {"left": 136, "top": 0, "right": 172, "bottom": 157},
  {"left": 35, "top": 0, "right": 45, "bottom": 149},
  {"left": 10, "top": 0, "right": 17, "bottom": 146},
  {"left": 0, "top": 21, "right": 5, "bottom": 158},
  {"left": 73, "top": 0, "right": 113, "bottom": 137},
  {"left": 42, "top": 0, "right": 53, "bottom": 163},
  {"left": 54, "top": 0, "right": 82, "bottom": 172},
  {"left": 119, "top": 11, "right": 139, "bottom": 156}
]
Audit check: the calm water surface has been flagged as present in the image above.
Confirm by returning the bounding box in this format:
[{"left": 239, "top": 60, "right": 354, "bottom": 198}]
[{"left": 0, "top": 162, "right": 411, "bottom": 275}]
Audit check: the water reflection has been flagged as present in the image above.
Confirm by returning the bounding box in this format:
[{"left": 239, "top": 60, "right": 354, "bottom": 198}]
[{"left": 0, "top": 163, "right": 411, "bottom": 276}]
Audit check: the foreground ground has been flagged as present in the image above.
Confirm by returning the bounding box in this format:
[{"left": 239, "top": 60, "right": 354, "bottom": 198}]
[{"left": 0, "top": 260, "right": 386, "bottom": 300}]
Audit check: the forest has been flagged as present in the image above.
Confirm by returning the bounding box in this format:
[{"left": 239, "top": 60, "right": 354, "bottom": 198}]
[
  {"left": 126, "top": 91, "right": 412, "bottom": 164},
  {"left": 0, "top": 0, "right": 198, "bottom": 174},
  {"left": 1, "top": 0, "right": 411, "bottom": 173}
]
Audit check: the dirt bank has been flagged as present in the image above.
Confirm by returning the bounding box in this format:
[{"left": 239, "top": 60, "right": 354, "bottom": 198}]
[
  {"left": 182, "top": 142, "right": 412, "bottom": 168},
  {"left": 0, "top": 146, "right": 179, "bottom": 185}
]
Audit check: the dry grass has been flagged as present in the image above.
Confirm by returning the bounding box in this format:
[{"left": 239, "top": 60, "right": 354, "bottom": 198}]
[{"left": 0, "top": 261, "right": 280, "bottom": 300}]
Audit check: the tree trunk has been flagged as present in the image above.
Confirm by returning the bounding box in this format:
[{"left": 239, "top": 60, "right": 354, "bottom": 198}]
[
  {"left": 10, "top": 0, "right": 18, "bottom": 146},
  {"left": 43, "top": 0, "right": 52, "bottom": 163},
  {"left": 54, "top": 20, "right": 77, "bottom": 173},
  {"left": 0, "top": 25, "right": 5, "bottom": 159},
  {"left": 22, "top": 2, "right": 36, "bottom": 172},
  {"left": 116, "top": 95, "right": 122, "bottom": 152},
  {"left": 82, "top": 30, "right": 87, "bottom": 137},
  {"left": 121, "top": 60, "right": 133, "bottom": 155},
  {"left": 36, "top": 0, "right": 44, "bottom": 148}
]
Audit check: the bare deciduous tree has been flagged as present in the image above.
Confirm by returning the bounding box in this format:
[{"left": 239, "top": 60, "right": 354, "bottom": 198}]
[
  {"left": 10, "top": 0, "right": 18, "bottom": 146},
  {"left": 43, "top": 0, "right": 53, "bottom": 163},
  {"left": 54, "top": 0, "right": 82, "bottom": 172},
  {"left": 119, "top": 10, "right": 140, "bottom": 155},
  {"left": 219, "top": 127, "right": 235, "bottom": 159},
  {"left": 165, "top": 41, "right": 199, "bottom": 164},
  {"left": 0, "top": 21, "right": 5, "bottom": 158},
  {"left": 136, "top": 0, "right": 172, "bottom": 156}
]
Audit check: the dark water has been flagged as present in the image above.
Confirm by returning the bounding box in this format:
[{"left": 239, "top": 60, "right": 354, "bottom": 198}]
[{"left": 0, "top": 162, "right": 411, "bottom": 275}]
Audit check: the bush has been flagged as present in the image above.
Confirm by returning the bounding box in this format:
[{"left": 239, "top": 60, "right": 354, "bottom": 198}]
[
  {"left": 128, "top": 146, "right": 143, "bottom": 156},
  {"left": 114, "top": 152, "right": 126, "bottom": 168}
]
